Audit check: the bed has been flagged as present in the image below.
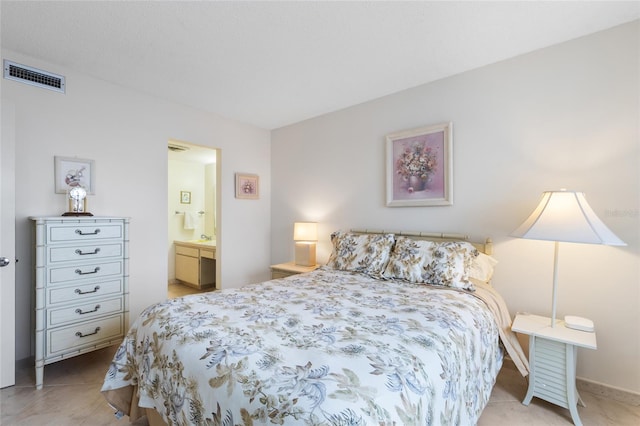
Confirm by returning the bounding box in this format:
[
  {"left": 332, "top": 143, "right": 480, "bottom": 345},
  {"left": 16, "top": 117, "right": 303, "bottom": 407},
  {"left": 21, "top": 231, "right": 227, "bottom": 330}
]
[{"left": 101, "top": 230, "right": 528, "bottom": 425}]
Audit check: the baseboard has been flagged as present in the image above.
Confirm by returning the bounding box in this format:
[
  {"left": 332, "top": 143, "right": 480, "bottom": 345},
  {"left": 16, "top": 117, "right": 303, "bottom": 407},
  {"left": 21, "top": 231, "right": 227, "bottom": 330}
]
[
  {"left": 577, "top": 377, "right": 640, "bottom": 406},
  {"left": 503, "top": 355, "right": 640, "bottom": 406}
]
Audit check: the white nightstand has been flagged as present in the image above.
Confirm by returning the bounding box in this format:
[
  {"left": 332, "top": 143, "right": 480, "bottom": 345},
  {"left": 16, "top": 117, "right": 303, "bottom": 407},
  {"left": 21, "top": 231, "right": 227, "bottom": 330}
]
[
  {"left": 512, "top": 314, "right": 597, "bottom": 426},
  {"left": 270, "top": 262, "right": 319, "bottom": 279}
]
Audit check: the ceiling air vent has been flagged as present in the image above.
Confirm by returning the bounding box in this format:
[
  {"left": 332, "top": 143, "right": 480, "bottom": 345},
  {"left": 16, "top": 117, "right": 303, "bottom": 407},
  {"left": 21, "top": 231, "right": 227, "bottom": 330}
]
[
  {"left": 168, "top": 143, "right": 189, "bottom": 152},
  {"left": 3, "top": 60, "right": 65, "bottom": 93}
]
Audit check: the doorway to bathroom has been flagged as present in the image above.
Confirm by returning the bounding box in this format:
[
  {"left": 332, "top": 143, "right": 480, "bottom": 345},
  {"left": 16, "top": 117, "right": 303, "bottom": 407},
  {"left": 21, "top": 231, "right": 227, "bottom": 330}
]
[{"left": 167, "top": 140, "right": 219, "bottom": 298}]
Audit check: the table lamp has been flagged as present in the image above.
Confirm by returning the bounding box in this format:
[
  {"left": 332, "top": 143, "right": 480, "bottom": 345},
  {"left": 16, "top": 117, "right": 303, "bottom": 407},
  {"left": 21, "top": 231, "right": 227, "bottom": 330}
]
[
  {"left": 293, "top": 222, "right": 317, "bottom": 266},
  {"left": 511, "top": 190, "right": 625, "bottom": 328}
]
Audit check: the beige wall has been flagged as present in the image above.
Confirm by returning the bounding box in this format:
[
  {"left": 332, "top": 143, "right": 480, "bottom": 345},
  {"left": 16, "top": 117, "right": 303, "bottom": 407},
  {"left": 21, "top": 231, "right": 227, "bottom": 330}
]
[
  {"left": 2, "top": 49, "right": 272, "bottom": 361},
  {"left": 271, "top": 22, "right": 640, "bottom": 393}
]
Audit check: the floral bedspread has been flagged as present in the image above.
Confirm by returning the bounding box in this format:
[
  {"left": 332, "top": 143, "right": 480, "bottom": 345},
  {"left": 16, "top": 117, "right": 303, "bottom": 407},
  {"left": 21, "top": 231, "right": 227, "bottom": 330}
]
[{"left": 101, "top": 268, "right": 504, "bottom": 425}]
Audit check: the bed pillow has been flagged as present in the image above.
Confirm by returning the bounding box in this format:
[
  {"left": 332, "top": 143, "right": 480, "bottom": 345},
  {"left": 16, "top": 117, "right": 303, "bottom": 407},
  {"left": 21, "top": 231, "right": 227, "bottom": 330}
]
[
  {"left": 383, "top": 237, "right": 479, "bottom": 291},
  {"left": 469, "top": 252, "right": 498, "bottom": 283},
  {"left": 326, "top": 231, "right": 395, "bottom": 276}
]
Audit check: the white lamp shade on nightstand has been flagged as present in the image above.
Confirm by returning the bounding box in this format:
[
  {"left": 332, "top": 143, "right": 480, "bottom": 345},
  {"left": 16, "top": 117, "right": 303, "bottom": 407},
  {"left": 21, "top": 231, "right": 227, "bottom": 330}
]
[
  {"left": 512, "top": 190, "right": 625, "bottom": 245},
  {"left": 294, "top": 222, "right": 317, "bottom": 267},
  {"left": 293, "top": 222, "right": 318, "bottom": 241},
  {"left": 512, "top": 190, "right": 625, "bottom": 328}
]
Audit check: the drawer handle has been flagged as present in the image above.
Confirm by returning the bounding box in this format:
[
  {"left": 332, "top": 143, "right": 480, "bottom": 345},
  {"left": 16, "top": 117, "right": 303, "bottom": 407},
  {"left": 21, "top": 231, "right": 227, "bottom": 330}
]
[
  {"left": 75, "top": 285, "right": 100, "bottom": 295},
  {"left": 75, "top": 248, "right": 100, "bottom": 256},
  {"left": 76, "top": 327, "right": 101, "bottom": 338},
  {"left": 76, "top": 304, "right": 100, "bottom": 315},
  {"left": 75, "top": 228, "right": 101, "bottom": 236},
  {"left": 75, "top": 266, "right": 100, "bottom": 275}
]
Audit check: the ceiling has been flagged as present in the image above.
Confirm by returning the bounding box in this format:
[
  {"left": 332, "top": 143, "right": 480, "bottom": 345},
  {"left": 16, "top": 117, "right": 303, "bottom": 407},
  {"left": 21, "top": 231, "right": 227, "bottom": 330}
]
[{"left": 2, "top": 1, "right": 639, "bottom": 130}]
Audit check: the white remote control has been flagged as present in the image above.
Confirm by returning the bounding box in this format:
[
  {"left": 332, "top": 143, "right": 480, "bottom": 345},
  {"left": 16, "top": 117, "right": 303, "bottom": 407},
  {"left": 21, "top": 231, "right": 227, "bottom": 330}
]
[{"left": 564, "top": 315, "right": 594, "bottom": 332}]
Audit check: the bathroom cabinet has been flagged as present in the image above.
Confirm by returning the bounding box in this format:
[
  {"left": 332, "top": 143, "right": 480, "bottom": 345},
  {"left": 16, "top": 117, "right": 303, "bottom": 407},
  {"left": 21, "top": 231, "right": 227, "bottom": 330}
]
[{"left": 174, "top": 241, "right": 216, "bottom": 289}]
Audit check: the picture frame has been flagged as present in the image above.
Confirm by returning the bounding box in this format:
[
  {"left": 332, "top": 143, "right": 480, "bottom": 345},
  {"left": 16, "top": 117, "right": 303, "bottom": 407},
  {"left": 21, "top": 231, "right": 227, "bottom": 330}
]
[
  {"left": 180, "top": 190, "right": 191, "bottom": 204},
  {"left": 235, "top": 173, "right": 259, "bottom": 199},
  {"left": 386, "top": 122, "right": 453, "bottom": 207},
  {"left": 54, "top": 156, "right": 95, "bottom": 194}
]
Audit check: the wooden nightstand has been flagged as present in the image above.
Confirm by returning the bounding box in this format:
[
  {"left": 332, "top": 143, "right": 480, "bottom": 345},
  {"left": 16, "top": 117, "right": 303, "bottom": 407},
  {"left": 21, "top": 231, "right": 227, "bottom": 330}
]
[
  {"left": 270, "top": 262, "right": 319, "bottom": 279},
  {"left": 512, "top": 313, "right": 597, "bottom": 426}
]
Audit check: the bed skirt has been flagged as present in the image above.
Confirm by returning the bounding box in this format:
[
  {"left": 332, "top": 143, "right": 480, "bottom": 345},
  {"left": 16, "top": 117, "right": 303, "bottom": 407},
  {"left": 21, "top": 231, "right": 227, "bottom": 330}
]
[{"left": 103, "top": 386, "right": 167, "bottom": 426}]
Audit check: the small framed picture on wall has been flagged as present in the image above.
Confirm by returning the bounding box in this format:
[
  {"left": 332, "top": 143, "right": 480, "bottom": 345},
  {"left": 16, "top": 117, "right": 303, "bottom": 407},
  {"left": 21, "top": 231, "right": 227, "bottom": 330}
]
[
  {"left": 54, "top": 156, "right": 96, "bottom": 194},
  {"left": 180, "top": 190, "right": 191, "bottom": 204},
  {"left": 235, "top": 173, "right": 259, "bottom": 199}
]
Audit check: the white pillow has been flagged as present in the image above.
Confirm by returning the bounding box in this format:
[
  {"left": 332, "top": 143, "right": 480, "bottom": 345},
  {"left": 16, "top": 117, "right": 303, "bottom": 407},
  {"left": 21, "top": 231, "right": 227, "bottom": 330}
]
[{"left": 468, "top": 252, "right": 498, "bottom": 283}]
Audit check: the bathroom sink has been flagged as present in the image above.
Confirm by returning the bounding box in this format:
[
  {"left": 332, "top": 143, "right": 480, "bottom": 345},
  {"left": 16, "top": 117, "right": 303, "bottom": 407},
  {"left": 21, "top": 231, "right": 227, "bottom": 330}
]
[{"left": 186, "top": 239, "right": 216, "bottom": 246}]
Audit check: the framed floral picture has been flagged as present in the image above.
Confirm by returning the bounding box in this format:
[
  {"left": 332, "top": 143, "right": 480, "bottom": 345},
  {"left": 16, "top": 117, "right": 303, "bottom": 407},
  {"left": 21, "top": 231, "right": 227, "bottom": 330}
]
[
  {"left": 235, "top": 173, "right": 259, "bottom": 199},
  {"left": 386, "top": 122, "right": 453, "bottom": 207},
  {"left": 54, "top": 156, "right": 95, "bottom": 194}
]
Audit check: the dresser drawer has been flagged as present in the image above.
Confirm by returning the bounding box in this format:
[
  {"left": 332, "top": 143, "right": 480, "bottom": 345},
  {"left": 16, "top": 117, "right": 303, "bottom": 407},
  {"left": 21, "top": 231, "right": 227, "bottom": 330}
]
[
  {"left": 47, "top": 279, "right": 123, "bottom": 305},
  {"left": 47, "top": 296, "right": 124, "bottom": 327},
  {"left": 47, "top": 223, "right": 123, "bottom": 243},
  {"left": 48, "top": 260, "right": 123, "bottom": 285},
  {"left": 47, "top": 314, "right": 124, "bottom": 357},
  {"left": 48, "top": 242, "right": 123, "bottom": 263}
]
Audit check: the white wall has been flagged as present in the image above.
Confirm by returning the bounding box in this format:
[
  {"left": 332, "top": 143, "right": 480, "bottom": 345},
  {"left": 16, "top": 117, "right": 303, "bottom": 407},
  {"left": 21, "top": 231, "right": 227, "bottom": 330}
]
[
  {"left": 2, "top": 49, "right": 272, "bottom": 361},
  {"left": 271, "top": 22, "right": 639, "bottom": 393}
]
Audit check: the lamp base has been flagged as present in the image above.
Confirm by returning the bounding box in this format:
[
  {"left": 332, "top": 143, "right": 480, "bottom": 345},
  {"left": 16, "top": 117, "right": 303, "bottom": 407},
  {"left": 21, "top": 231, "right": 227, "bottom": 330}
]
[{"left": 295, "top": 242, "right": 316, "bottom": 267}]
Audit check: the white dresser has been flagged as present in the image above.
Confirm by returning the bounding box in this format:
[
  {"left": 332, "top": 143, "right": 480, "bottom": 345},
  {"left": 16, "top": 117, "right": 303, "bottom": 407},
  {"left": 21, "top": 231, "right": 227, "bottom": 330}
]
[{"left": 30, "top": 216, "right": 130, "bottom": 389}]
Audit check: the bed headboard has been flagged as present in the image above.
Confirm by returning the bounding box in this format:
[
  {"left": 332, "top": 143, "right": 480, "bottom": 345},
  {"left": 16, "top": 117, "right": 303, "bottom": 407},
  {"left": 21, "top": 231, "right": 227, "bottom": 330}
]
[{"left": 350, "top": 229, "right": 493, "bottom": 255}]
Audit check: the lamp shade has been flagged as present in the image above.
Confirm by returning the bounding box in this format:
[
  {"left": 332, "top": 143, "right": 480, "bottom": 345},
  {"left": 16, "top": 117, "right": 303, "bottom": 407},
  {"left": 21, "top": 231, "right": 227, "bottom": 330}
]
[
  {"left": 293, "top": 222, "right": 318, "bottom": 241},
  {"left": 512, "top": 190, "right": 625, "bottom": 246}
]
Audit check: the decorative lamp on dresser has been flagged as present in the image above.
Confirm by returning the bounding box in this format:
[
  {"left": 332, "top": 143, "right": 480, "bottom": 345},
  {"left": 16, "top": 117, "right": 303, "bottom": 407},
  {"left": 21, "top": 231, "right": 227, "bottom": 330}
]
[{"left": 30, "top": 216, "right": 130, "bottom": 389}]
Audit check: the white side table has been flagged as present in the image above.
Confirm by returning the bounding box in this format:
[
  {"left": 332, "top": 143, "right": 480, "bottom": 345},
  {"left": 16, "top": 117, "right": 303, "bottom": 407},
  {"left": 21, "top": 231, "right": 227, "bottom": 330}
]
[{"left": 511, "top": 314, "right": 597, "bottom": 426}]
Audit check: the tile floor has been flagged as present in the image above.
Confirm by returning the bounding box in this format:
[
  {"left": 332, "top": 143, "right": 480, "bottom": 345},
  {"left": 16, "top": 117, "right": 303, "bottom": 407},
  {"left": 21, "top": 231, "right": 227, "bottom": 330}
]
[
  {"left": 167, "top": 281, "right": 209, "bottom": 299},
  {"left": 2, "top": 350, "right": 638, "bottom": 425}
]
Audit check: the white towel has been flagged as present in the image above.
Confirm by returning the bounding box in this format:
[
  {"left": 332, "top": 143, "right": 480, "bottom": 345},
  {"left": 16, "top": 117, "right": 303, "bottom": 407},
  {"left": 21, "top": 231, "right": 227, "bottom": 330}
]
[{"left": 183, "top": 212, "right": 196, "bottom": 230}]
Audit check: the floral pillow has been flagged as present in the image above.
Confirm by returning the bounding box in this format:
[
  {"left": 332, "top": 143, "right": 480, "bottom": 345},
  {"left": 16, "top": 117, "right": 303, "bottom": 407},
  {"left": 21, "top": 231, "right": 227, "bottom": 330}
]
[
  {"left": 326, "top": 231, "right": 395, "bottom": 276},
  {"left": 383, "top": 237, "right": 479, "bottom": 291}
]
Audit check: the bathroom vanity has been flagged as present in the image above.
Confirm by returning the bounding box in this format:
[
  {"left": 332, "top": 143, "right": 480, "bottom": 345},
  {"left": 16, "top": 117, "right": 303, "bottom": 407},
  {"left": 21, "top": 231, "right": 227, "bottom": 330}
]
[{"left": 174, "top": 240, "right": 216, "bottom": 289}]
